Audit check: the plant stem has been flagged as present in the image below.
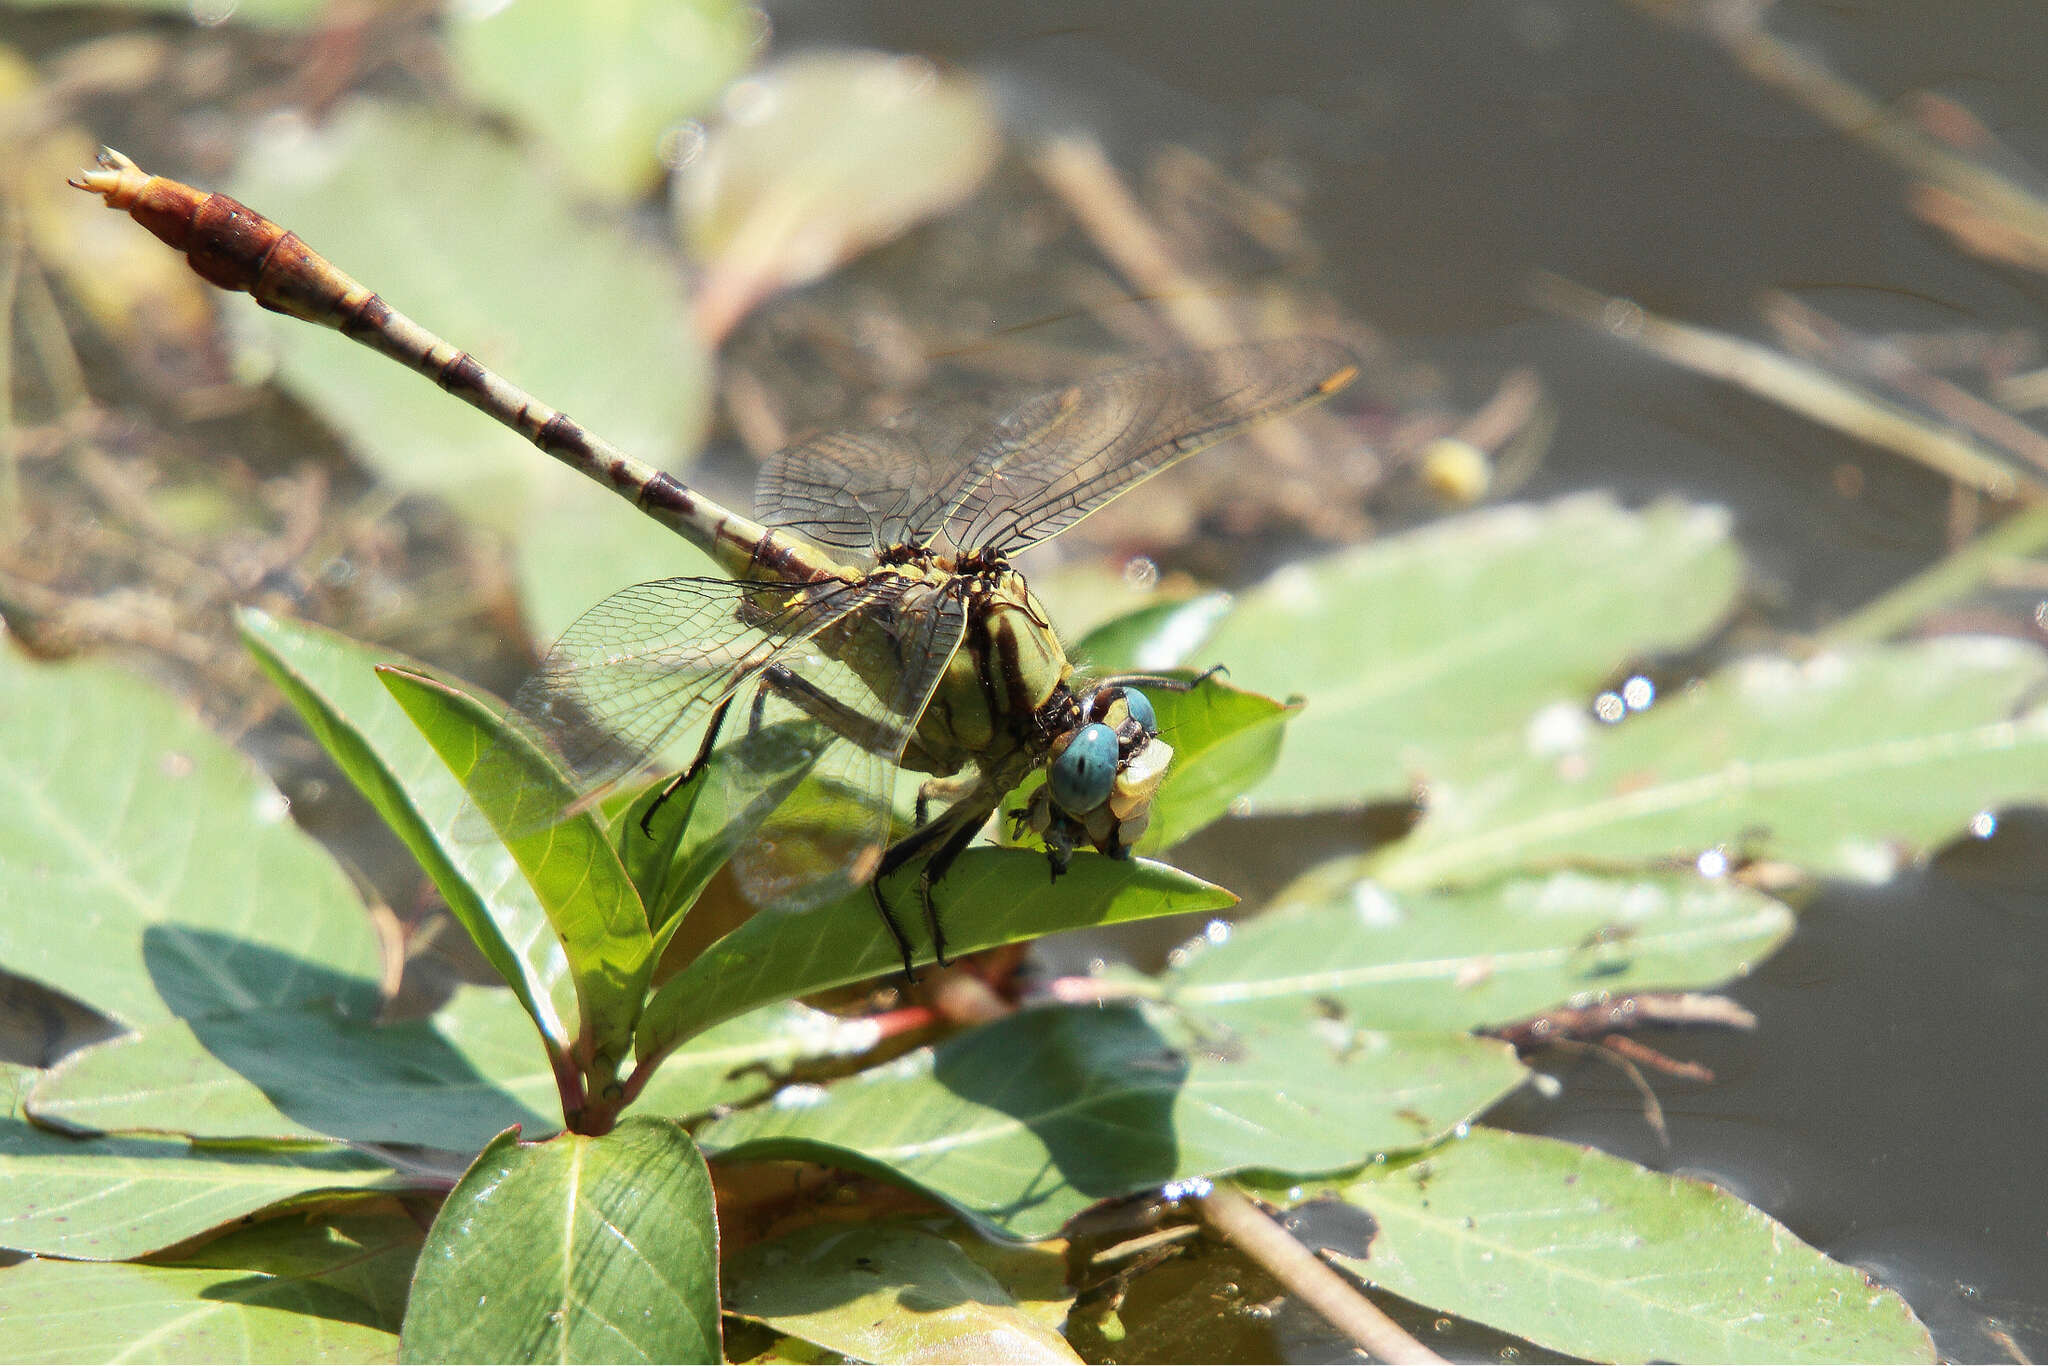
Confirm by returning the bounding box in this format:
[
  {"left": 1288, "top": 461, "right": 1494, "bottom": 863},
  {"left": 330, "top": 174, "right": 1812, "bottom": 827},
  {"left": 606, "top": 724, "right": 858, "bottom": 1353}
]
[{"left": 1194, "top": 1184, "right": 1446, "bottom": 1364}]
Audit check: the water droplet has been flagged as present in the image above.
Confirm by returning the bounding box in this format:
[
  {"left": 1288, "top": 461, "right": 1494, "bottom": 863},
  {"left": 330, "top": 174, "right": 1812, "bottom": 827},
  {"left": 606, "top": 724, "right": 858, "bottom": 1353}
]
[
  {"left": 1621, "top": 674, "right": 1654, "bottom": 711},
  {"left": 1452, "top": 1122, "right": 1471, "bottom": 1139},
  {"left": 1432, "top": 1316, "right": 1455, "bottom": 1334},
  {"left": 1696, "top": 847, "right": 1730, "bottom": 879},
  {"left": 1123, "top": 555, "right": 1159, "bottom": 590},
  {"left": 1969, "top": 810, "right": 1997, "bottom": 839},
  {"left": 771, "top": 1083, "right": 831, "bottom": 1110},
  {"left": 1203, "top": 919, "right": 1231, "bottom": 946},
  {"left": 742, "top": 5, "right": 773, "bottom": 51},
  {"left": 723, "top": 76, "right": 778, "bottom": 125},
  {"left": 1526, "top": 701, "right": 1591, "bottom": 756},
  {"left": 1601, "top": 298, "right": 1646, "bottom": 337},
  {"left": 188, "top": 0, "right": 238, "bottom": 24},
  {"left": 658, "top": 121, "right": 707, "bottom": 170},
  {"left": 1592, "top": 691, "right": 1626, "bottom": 723}
]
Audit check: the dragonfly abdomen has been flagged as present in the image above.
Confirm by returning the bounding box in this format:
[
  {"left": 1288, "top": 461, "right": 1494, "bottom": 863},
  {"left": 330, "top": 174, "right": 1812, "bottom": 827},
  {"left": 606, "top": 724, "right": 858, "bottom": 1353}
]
[{"left": 69, "top": 148, "right": 832, "bottom": 585}]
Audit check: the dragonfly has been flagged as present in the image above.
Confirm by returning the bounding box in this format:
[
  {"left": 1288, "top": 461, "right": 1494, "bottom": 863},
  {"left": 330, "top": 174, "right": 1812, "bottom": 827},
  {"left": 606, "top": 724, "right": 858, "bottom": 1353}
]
[{"left": 72, "top": 148, "right": 1358, "bottom": 976}]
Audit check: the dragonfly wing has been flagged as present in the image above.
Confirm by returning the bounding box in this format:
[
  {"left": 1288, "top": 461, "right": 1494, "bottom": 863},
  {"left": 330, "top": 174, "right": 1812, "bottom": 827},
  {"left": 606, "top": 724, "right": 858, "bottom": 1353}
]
[
  {"left": 727, "top": 578, "right": 972, "bottom": 912},
  {"left": 488, "top": 574, "right": 884, "bottom": 834},
  {"left": 755, "top": 340, "right": 1355, "bottom": 558},
  {"left": 948, "top": 337, "right": 1358, "bottom": 554},
  {"left": 753, "top": 395, "right": 1015, "bottom": 556}
]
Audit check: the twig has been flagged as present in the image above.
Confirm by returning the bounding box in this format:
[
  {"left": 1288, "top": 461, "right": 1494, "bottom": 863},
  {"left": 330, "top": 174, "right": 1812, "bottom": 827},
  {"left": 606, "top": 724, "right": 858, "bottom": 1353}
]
[
  {"left": 1824, "top": 502, "right": 2048, "bottom": 645},
  {"left": 1531, "top": 272, "right": 2037, "bottom": 499},
  {"left": 1761, "top": 292, "right": 2048, "bottom": 479},
  {"left": 1194, "top": 1185, "right": 1446, "bottom": 1364},
  {"left": 1542, "top": 1036, "right": 1676, "bottom": 1147}
]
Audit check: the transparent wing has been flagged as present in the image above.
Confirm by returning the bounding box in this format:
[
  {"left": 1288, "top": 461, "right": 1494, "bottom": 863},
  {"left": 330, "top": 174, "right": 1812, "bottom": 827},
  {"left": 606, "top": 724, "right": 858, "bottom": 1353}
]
[
  {"left": 753, "top": 395, "right": 1014, "bottom": 556},
  {"left": 723, "top": 579, "right": 971, "bottom": 913},
  {"left": 489, "top": 574, "right": 889, "bottom": 833},
  {"left": 754, "top": 338, "right": 1357, "bottom": 556},
  {"left": 949, "top": 337, "right": 1358, "bottom": 553}
]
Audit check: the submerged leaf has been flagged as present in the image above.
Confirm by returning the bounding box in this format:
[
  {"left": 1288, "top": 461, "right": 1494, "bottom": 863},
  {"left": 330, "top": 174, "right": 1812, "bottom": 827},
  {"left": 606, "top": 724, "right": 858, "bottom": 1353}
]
[
  {"left": 1190, "top": 495, "right": 1742, "bottom": 813},
  {"left": 0, "top": 1114, "right": 408, "bottom": 1260},
  {"left": 0, "top": 1258, "right": 398, "bottom": 1365},
  {"left": 1165, "top": 870, "right": 1792, "bottom": 1033},
  {"left": 1248, "top": 1127, "right": 1936, "bottom": 1364},
  {"left": 447, "top": 0, "right": 756, "bottom": 199},
  {"left": 677, "top": 49, "right": 1002, "bottom": 340},
  {"left": 702, "top": 1003, "right": 1524, "bottom": 1241},
  {"left": 0, "top": 649, "right": 380, "bottom": 1028},
  {"left": 1373, "top": 636, "right": 2048, "bottom": 890},
  {"left": 727, "top": 1223, "right": 1080, "bottom": 1364},
  {"left": 30, "top": 986, "right": 557, "bottom": 1150}
]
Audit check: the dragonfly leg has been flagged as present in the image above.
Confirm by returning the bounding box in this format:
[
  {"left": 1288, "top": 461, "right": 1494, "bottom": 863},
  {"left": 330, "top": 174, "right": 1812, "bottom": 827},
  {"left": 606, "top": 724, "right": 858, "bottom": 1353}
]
[
  {"left": 758, "top": 663, "right": 905, "bottom": 755},
  {"left": 915, "top": 815, "right": 986, "bottom": 968},
  {"left": 869, "top": 882, "right": 919, "bottom": 982},
  {"left": 874, "top": 795, "right": 991, "bottom": 975},
  {"left": 638, "top": 694, "right": 736, "bottom": 837},
  {"left": 914, "top": 771, "right": 979, "bottom": 829}
]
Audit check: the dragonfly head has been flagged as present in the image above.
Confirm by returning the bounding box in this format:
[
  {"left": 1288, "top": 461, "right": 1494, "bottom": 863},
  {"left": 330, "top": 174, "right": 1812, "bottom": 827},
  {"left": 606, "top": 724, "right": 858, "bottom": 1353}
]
[{"left": 1019, "top": 685, "right": 1172, "bottom": 871}]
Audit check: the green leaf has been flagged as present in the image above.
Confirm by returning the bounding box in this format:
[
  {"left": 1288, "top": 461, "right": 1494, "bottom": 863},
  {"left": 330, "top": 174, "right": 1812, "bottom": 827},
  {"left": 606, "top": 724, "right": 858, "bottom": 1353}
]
[
  {"left": 1164, "top": 870, "right": 1793, "bottom": 1033},
  {"left": 33, "top": 988, "right": 864, "bottom": 1145},
  {"left": 226, "top": 101, "right": 718, "bottom": 641},
  {"left": 400, "top": 1119, "right": 719, "bottom": 1364},
  {"left": 618, "top": 719, "right": 825, "bottom": 942},
  {"left": 1189, "top": 495, "right": 1741, "bottom": 813},
  {"left": 0, "top": 648, "right": 381, "bottom": 1027},
  {"left": 447, "top": 0, "right": 756, "bottom": 200},
  {"left": 676, "top": 50, "right": 1002, "bottom": 339},
  {"left": 29, "top": 986, "right": 556, "bottom": 1149},
  {"left": 380, "top": 668, "right": 651, "bottom": 1076},
  {"left": 1069, "top": 592, "right": 1233, "bottom": 674},
  {"left": 1249, "top": 1127, "right": 1936, "bottom": 1364},
  {"left": 629, "top": 1002, "right": 884, "bottom": 1121},
  {"left": 0, "top": 1258, "right": 398, "bottom": 1365},
  {"left": 701, "top": 1003, "right": 1525, "bottom": 1241},
  {"left": 635, "top": 851, "right": 1235, "bottom": 1063},
  {"left": 240, "top": 609, "right": 573, "bottom": 1050},
  {"left": 1372, "top": 637, "right": 2048, "bottom": 891},
  {"left": 727, "top": 1224, "right": 1080, "bottom": 1364},
  {"left": 0, "top": 1115, "right": 411, "bottom": 1259},
  {"left": 163, "top": 1203, "right": 427, "bottom": 1334}
]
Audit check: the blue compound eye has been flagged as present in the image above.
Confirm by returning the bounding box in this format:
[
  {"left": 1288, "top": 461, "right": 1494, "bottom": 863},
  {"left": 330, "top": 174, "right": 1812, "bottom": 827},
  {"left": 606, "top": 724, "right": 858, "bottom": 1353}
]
[
  {"left": 1121, "top": 687, "right": 1157, "bottom": 736},
  {"left": 1049, "top": 723, "right": 1119, "bottom": 814}
]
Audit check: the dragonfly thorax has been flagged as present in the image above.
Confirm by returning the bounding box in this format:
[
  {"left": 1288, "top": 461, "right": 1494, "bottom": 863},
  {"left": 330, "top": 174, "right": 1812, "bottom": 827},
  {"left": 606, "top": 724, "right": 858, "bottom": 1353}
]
[{"left": 871, "top": 552, "right": 1074, "bottom": 784}]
